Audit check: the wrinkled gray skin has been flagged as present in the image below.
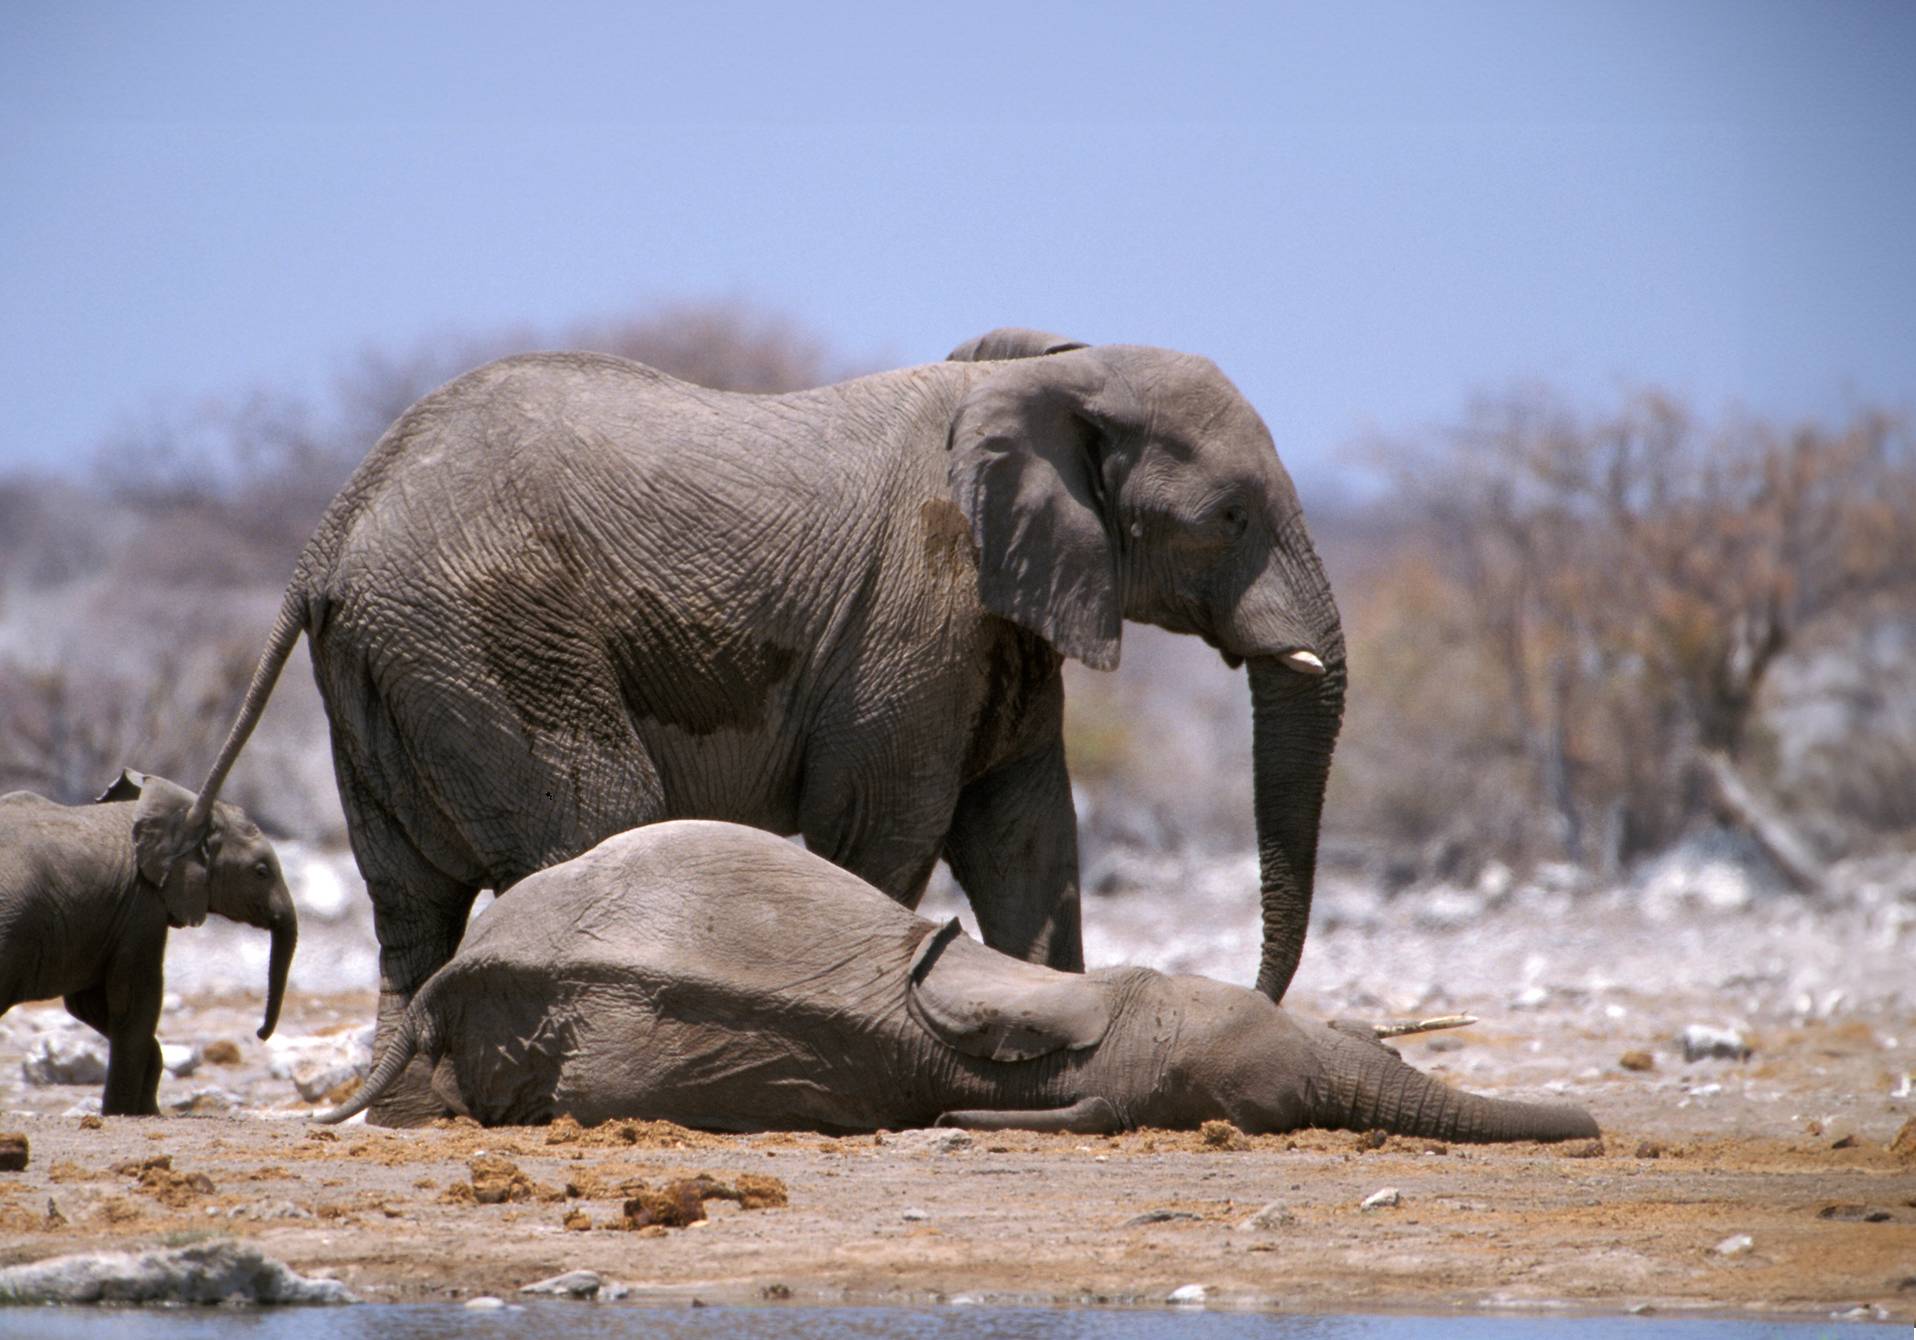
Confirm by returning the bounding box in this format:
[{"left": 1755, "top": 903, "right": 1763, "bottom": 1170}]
[
  {"left": 325, "top": 822, "right": 1595, "bottom": 1143},
  {"left": 0, "top": 773, "right": 296, "bottom": 1116},
  {"left": 168, "top": 327, "right": 1343, "bottom": 1125}
]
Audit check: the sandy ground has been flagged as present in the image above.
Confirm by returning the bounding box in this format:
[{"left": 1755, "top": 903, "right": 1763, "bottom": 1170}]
[{"left": 0, "top": 847, "right": 1911, "bottom": 1320}]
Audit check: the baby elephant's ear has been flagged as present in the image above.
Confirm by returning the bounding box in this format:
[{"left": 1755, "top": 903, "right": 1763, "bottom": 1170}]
[
  {"left": 95, "top": 769, "right": 148, "bottom": 804},
  {"left": 131, "top": 776, "right": 211, "bottom": 927},
  {"left": 906, "top": 920, "right": 1111, "bottom": 1062}
]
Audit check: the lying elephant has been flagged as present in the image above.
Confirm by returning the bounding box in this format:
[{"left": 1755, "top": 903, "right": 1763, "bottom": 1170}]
[
  {"left": 0, "top": 773, "right": 296, "bottom": 1116},
  {"left": 324, "top": 821, "right": 1596, "bottom": 1142}
]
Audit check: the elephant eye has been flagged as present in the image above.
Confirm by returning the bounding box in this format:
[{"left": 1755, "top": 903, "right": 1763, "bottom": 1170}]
[
  {"left": 254, "top": 860, "right": 272, "bottom": 879},
  {"left": 1219, "top": 502, "right": 1249, "bottom": 537}
]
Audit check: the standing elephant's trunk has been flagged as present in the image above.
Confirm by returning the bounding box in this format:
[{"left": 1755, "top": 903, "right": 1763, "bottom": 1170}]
[
  {"left": 1249, "top": 654, "right": 1345, "bottom": 1003},
  {"left": 1306, "top": 1021, "right": 1598, "bottom": 1143}
]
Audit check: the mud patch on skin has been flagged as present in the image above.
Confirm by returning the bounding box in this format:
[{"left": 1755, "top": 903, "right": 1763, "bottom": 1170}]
[
  {"left": 961, "top": 618, "right": 1064, "bottom": 781},
  {"left": 610, "top": 588, "right": 798, "bottom": 738},
  {"left": 919, "top": 498, "right": 976, "bottom": 578}
]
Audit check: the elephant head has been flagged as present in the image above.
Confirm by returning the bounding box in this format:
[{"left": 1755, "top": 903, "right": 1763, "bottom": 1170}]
[
  {"left": 116, "top": 770, "right": 298, "bottom": 1040},
  {"left": 909, "top": 924, "right": 1596, "bottom": 1141},
  {"left": 945, "top": 340, "right": 1344, "bottom": 1002}
]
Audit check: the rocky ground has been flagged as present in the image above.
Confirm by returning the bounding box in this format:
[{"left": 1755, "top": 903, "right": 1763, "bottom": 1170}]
[{"left": 0, "top": 839, "right": 1911, "bottom": 1320}]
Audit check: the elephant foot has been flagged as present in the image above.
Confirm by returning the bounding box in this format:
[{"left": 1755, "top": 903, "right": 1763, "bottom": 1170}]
[{"left": 364, "top": 1055, "right": 453, "bottom": 1129}]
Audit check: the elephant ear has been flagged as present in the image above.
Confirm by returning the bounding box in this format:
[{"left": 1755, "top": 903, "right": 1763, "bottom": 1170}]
[
  {"left": 95, "top": 769, "right": 149, "bottom": 804},
  {"left": 131, "top": 776, "right": 213, "bottom": 927},
  {"left": 946, "top": 349, "right": 1136, "bottom": 671},
  {"left": 946, "top": 327, "right": 1088, "bottom": 363},
  {"left": 906, "top": 919, "right": 1112, "bottom": 1062}
]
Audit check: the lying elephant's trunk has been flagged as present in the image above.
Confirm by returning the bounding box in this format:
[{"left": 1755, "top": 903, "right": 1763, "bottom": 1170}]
[{"left": 1306, "top": 1021, "right": 1598, "bottom": 1144}]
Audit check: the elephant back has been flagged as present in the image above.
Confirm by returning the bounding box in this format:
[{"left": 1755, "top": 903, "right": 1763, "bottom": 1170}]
[{"left": 454, "top": 820, "right": 934, "bottom": 1006}]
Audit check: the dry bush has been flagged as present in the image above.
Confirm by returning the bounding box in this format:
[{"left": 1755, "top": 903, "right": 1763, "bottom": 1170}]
[
  {"left": 0, "top": 643, "right": 253, "bottom": 804},
  {"left": 574, "top": 301, "right": 854, "bottom": 393},
  {"left": 1346, "top": 389, "right": 1916, "bottom": 871}
]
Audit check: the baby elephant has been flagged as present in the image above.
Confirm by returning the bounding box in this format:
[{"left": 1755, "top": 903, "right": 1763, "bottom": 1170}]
[
  {"left": 0, "top": 771, "right": 297, "bottom": 1116},
  {"left": 326, "top": 821, "right": 1597, "bottom": 1142}
]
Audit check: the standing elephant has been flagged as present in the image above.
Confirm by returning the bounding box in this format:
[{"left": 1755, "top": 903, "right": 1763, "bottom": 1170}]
[
  {"left": 158, "top": 327, "right": 1343, "bottom": 1124},
  {"left": 0, "top": 773, "right": 296, "bottom": 1116},
  {"left": 324, "top": 821, "right": 1594, "bottom": 1142}
]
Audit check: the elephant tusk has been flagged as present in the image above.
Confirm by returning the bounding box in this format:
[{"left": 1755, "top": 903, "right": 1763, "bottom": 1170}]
[{"left": 1281, "top": 649, "right": 1326, "bottom": 676}]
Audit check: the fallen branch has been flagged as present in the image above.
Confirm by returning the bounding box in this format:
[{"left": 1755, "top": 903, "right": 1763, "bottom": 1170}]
[{"left": 1371, "top": 1014, "right": 1478, "bottom": 1039}]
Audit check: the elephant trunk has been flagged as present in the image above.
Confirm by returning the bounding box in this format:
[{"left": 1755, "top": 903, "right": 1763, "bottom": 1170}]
[
  {"left": 258, "top": 887, "right": 298, "bottom": 1041},
  {"left": 1307, "top": 1023, "right": 1599, "bottom": 1144},
  {"left": 1249, "top": 655, "right": 1345, "bottom": 1003}
]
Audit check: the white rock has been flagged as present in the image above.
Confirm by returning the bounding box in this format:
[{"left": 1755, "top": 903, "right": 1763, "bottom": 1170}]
[
  {"left": 292, "top": 1063, "right": 364, "bottom": 1104},
  {"left": 1711, "top": 1234, "right": 1754, "bottom": 1257},
  {"left": 886, "top": 1128, "right": 972, "bottom": 1155},
  {"left": 1237, "top": 1201, "right": 1295, "bottom": 1231},
  {"left": 464, "top": 1295, "right": 507, "bottom": 1310},
  {"left": 1167, "top": 1283, "right": 1207, "bottom": 1305},
  {"left": 519, "top": 1269, "right": 601, "bottom": 1298},
  {"left": 1678, "top": 1025, "right": 1750, "bottom": 1062},
  {"left": 1360, "top": 1187, "right": 1401, "bottom": 1211},
  {"left": 280, "top": 842, "right": 355, "bottom": 920},
  {"left": 1477, "top": 861, "right": 1514, "bottom": 899},
  {"left": 159, "top": 1044, "right": 200, "bottom": 1078},
  {"left": 21, "top": 1038, "right": 107, "bottom": 1087},
  {"left": 168, "top": 1087, "right": 244, "bottom": 1115},
  {"left": 1509, "top": 985, "right": 1551, "bottom": 1011},
  {"left": 0, "top": 1241, "right": 355, "bottom": 1304},
  {"left": 901, "top": 1208, "right": 929, "bottom": 1222},
  {"left": 267, "top": 1027, "right": 374, "bottom": 1102},
  {"left": 1415, "top": 886, "right": 1487, "bottom": 930}
]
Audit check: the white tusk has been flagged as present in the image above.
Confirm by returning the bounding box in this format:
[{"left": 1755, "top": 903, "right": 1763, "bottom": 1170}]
[{"left": 1281, "top": 649, "right": 1326, "bottom": 676}]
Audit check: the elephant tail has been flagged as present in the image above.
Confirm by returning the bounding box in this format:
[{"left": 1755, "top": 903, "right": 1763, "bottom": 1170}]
[
  {"left": 316, "top": 1004, "right": 430, "bottom": 1125},
  {"left": 183, "top": 589, "right": 309, "bottom": 834}
]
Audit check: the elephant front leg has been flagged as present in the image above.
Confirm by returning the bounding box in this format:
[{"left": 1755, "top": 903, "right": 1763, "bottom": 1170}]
[{"left": 944, "top": 739, "right": 1084, "bottom": 972}]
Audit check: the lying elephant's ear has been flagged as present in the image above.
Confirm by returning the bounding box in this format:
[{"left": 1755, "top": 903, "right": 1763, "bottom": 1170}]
[
  {"left": 906, "top": 919, "right": 1112, "bottom": 1062},
  {"left": 95, "top": 769, "right": 148, "bottom": 804},
  {"left": 946, "top": 350, "right": 1137, "bottom": 671},
  {"left": 946, "top": 328, "right": 1088, "bottom": 362},
  {"left": 131, "top": 776, "right": 212, "bottom": 927}
]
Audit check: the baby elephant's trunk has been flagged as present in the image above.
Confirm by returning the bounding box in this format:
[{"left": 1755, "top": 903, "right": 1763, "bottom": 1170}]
[
  {"left": 259, "top": 889, "right": 298, "bottom": 1041},
  {"left": 1308, "top": 1022, "right": 1598, "bottom": 1144}
]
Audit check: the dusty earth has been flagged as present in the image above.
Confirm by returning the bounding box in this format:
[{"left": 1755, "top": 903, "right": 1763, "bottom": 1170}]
[{"left": 0, "top": 846, "right": 1912, "bottom": 1321}]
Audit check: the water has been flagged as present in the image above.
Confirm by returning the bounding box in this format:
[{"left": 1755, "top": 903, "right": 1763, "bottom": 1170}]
[{"left": 0, "top": 1305, "right": 1895, "bottom": 1340}]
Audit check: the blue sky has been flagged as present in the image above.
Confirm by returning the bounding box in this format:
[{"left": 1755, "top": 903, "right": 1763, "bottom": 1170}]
[{"left": 2, "top": 1, "right": 1912, "bottom": 495}]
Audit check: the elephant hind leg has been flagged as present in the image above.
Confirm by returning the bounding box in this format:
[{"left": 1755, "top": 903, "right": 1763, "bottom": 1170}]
[{"left": 332, "top": 755, "right": 482, "bottom": 1127}]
